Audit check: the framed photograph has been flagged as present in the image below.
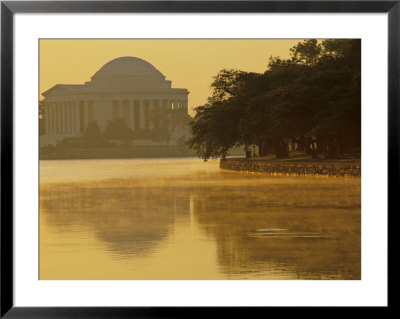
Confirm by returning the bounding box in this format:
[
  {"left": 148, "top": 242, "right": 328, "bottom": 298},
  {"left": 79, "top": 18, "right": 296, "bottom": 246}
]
[{"left": 1, "top": 0, "right": 396, "bottom": 317}]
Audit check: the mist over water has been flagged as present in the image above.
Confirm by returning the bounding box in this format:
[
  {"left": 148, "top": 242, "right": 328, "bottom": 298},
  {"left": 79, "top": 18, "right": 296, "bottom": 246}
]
[{"left": 40, "top": 158, "right": 361, "bottom": 280}]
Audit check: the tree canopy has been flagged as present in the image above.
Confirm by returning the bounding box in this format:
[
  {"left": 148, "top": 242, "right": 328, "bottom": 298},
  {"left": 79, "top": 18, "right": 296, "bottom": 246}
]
[
  {"left": 84, "top": 121, "right": 104, "bottom": 147},
  {"left": 187, "top": 39, "right": 361, "bottom": 161},
  {"left": 103, "top": 119, "right": 133, "bottom": 141}
]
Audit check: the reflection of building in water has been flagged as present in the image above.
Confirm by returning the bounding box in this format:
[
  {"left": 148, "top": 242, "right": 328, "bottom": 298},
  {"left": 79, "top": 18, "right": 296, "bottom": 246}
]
[
  {"left": 40, "top": 181, "right": 190, "bottom": 257},
  {"left": 41, "top": 57, "right": 189, "bottom": 146}
]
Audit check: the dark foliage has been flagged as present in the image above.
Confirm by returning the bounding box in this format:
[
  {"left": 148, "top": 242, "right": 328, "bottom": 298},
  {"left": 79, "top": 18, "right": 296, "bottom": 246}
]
[{"left": 188, "top": 39, "right": 361, "bottom": 160}]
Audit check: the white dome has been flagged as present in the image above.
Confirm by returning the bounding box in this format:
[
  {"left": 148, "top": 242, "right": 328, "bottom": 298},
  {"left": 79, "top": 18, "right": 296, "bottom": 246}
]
[
  {"left": 92, "top": 57, "right": 164, "bottom": 79},
  {"left": 87, "top": 57, "right": 171, "bottom": 89}
]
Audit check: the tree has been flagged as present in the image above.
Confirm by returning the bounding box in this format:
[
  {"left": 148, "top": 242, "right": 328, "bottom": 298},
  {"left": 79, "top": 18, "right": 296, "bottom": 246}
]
[
  {"left": 151, "top": 107, "right": 191, "bottom": 147},
  {"left": 103, "top": 119, "right": 133, "bottom": 143},
  {"left": 306, "top": 39, "right": 361, "bottom": 157},
  {"left": 289, "top": 39, "right": 322, "bottom": 65},
  {"left": 84, "top": 121, "right": 104, "bottom": 148},
  {"left": 188, "top": 70, "right": 264, "bottom": 161},
  {"left": 210, "top": 69, "right": 260, "bottom": 102},
  {"left": 188, "top": 94, "right": 249, "bottom": 161},
  {"left": 188, "top": 39, "right": 361, "bottom": 161},
  {"left": 268, "top": 39, "right": 361, "bottom": 158},
  {"left": 252, "top": 63, "right": 315, "bottom": 157},
  {"left": 39, "top": 100, "right": 46, "bottom": 136}
]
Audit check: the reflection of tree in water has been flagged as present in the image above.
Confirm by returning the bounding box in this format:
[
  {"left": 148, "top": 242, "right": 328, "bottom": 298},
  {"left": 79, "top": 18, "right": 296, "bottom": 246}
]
[
  {"left": 190, "top": 180, "right": 361, "bottom": 279},
  {"left": 40, "top": 180, "right": 189, "bottom": 258}
]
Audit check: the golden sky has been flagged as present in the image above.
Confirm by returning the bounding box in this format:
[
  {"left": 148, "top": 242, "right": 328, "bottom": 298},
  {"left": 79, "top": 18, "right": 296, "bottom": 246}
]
[{"left": 39, "top": 39, "right": 301, "bottom": 115}]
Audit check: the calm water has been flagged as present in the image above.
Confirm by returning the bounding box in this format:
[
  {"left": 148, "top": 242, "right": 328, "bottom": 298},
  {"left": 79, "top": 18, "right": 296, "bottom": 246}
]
[{"left": 39, "top": 158, "right": 361, "bottom": 280}]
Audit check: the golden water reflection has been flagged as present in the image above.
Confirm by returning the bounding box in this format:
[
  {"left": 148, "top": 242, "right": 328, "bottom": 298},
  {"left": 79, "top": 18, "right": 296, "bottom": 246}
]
[{"left": 40, "top": 158, "right": 361, "bottom": 280}]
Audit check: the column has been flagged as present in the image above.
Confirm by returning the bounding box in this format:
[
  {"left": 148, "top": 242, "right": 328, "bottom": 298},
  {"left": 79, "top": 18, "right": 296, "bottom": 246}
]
[
  {"left": 66, "top": 102, "right": 71, "bottom": 134},
  {"left": 140, "top": 100, "right": 146, "bottom": 129},
  {"left": 119, "top": 101, "right": 121, "bottom": 120},
  {"left": 62, "top": 102, "right": 65, "bottom": 134},
  {"left": 66, "top": 101, "right": 72, "bottom": 134},
  {"left": 154, "top": 99, "right": 161, "bottom": 128},
  {"left": 58, "top": 102, "right": 62, "bottom": 135},
  {"left": 50, "top": 103, "right": 55, "bottom": 135},
  {"left": 78, "top": 101, "right": 84, "bottom": 134},
  {"left": 120, "top": 100, "right": 124, "bottom": 123},
  {"left": 70, "top": 102, "right": 73, "bottom": 134},
  {"left": 88, "top": 101, "right": 94, "bottom": 124},
  {"left": 64, "top": 101, "right": 68, "bottom": 134},
  {"left": 62, "top": 102, "right": 66, "bottom": 135},
  {"left": 130, "top": 100, "right": 134, "bottom": 130},
  {"left": 149, "top": 99, "right": 155, "bottom": 129},
  {"left": 71, "top": 102, "right": 75, "bottom": 134},
  {"left": 183, "top": 99, "right": 188, "bottom": 111},
  {"left": 122, "top": 100, "right": 130, "bottom": 128},
  {"left": 146, "top": 100, "right": 151, "bottom": 129},
  {"left": 133, "top": 100, "right": 140, "bottom": 130},
  {"left": 112, "top": 100, "right": 119, "bottom": 120},
  {"left": 52, "top": 103, "right": 56, "bottom": 135},
  {"left": 57, "top": 102, "right": 62, "bottom": 135},
  {"left": 60, "top": 102, "right": 64, "bottom": 135},
  {"left": 64, "top": 102, "right": 68, "bottom": 134},
  {"left": 47, "top": 103, "right": 52, "bottom": 136},
  {"left": 53, "top": 102, "right": 57, "bottom": 135},
  {"left": 74, "top": 102, "right": 79, "bottom": 134},
  {"left": 153, "top": 99, "right": 160, "bottom": 110},
  {"left": 69, "top": 101, "right": 75, "bottom": 134},
  {"left": 84, "top": 101, "right": 88, "bottom": 131},
  {"left": 65, "top": 101, "right": 69, "bottom": 134},
  {"left": 45, "top": 103, "right": 50, "bottom": 136}
]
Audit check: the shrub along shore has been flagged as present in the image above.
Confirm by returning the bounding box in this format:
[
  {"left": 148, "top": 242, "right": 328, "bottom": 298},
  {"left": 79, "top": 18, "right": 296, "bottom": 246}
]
[{"left": 220, "top": 157, "right": 361, "bottom": 178}]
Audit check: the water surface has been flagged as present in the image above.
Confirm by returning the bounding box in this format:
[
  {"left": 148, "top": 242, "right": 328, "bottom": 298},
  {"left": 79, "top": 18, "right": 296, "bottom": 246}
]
[{"left": 40, "top": 158, "right": 361, "bottom": 280}]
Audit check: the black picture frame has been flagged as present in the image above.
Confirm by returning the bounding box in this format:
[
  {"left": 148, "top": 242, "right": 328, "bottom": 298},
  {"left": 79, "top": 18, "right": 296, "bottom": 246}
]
[{"left": 1, "top": 1, "right": 396, "bottom": 317}]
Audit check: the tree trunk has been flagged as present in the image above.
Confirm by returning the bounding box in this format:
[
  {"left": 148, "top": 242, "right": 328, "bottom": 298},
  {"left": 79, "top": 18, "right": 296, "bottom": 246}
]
[
  {"left": 324, "top": 136, "right": 338, "bottom": 159},
  {"left": 259, "top": 138, "right": 268, "bottom": 157},
  {"left": 310, "top": 137, "right": 318, "bottom": 159},
  {"left": 274, "top": 138, "right": 288, "bottom": 159},
  {"left": 280, "top": 139, "right": 288, "bottom": 159},
  {"left": 244, "top": 145, "right": 251, "bottom": 159}
]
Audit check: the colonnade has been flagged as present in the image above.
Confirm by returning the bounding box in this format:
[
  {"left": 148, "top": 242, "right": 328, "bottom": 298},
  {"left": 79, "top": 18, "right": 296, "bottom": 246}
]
[
  {"left": 45, "top": 98, "right": 188, "bottom": 136},
  {"left": 45, "top": 101, "right": 84, "bottom": 136},
  {"left": 111, "top": 98, "right": 188, "bottom": 131}
]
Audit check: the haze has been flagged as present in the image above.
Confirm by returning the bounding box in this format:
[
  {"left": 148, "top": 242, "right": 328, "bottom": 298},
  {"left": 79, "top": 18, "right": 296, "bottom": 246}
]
[{"left": 39, "top": 39, "right": 301, "bottom": 115}]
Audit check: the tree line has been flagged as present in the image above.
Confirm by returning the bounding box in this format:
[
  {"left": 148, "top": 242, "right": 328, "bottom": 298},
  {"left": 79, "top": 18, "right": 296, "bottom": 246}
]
[
  {"left": 187, "top": 39, "right": 361, "bottom": 161},
  {"left": 83, "top": 107, "right": 190, "bottom": 148}
]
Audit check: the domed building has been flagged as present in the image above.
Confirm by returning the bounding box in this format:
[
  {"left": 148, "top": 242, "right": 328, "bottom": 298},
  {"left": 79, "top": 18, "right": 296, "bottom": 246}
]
[{"left": 41, "top": 57, "right": 189, "bottom": 146}]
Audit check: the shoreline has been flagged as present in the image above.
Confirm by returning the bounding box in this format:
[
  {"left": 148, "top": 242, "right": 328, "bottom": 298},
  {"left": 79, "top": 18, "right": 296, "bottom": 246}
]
[
  {"left": 39, "top": 153, "right": 196, "bottom": 161},
  {"left": 39, "top": 146, "right": 196, "bottom": 160},
  {"left": 220, "top": 158, "right": 361, "bottom": 178}
]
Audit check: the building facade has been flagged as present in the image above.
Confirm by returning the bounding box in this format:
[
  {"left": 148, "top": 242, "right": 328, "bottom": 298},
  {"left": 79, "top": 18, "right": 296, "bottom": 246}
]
[{"left": 41, "top": 56, "right": 189, "bottom": 146}]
